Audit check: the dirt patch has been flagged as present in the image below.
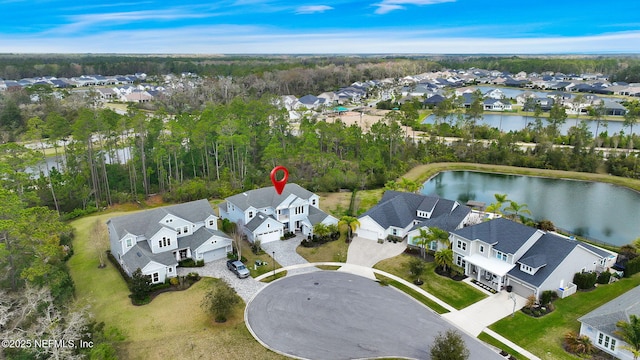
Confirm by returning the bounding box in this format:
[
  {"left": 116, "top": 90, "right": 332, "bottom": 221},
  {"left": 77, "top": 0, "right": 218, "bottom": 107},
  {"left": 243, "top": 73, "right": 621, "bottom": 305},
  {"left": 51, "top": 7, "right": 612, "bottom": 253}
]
[
  {"left": 145, "top": 194, "right": 165, "bottom": 207},
  {"left": 319, "top": 191, "right": 352, "bottom": 217}
]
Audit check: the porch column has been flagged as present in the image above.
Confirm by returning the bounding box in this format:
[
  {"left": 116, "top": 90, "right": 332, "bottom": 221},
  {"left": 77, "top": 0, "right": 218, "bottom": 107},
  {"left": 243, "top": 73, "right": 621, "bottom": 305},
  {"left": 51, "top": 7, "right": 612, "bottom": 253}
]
[
  {"left": 186, "top": 248, "right": 192, "bottom": 258},
  {"left": 174, "top": 252, "right": 180, "bottom": 261},
  {"left": 496, "top": 275, "right": 503, "bottom": 291}
]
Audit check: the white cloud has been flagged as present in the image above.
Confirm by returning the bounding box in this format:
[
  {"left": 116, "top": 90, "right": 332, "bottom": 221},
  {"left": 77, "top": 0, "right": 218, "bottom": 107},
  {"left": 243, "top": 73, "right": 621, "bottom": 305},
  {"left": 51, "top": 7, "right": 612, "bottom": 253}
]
[
  {"left": 374, "top": 0, "right": 456, "bottom": 14},
  {"left": 2, "top": 26, "right": 639, "bottom": 55},
  {"left": 296, "top": 5, "right": 334, "bottom": 14}
]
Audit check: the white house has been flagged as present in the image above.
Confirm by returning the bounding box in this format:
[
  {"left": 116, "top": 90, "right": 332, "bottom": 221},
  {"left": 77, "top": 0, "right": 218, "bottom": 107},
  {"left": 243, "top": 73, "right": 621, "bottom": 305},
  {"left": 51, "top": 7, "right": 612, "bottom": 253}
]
[
  {"left": 218, "top": 183, "right": 338, "bottom": 243},
  {"left": 357, "top": 191, "right": 471, "bottom": 243},
  {"left": 451, "top": 218, "right": 617, "bottom": 299},
  {"left": 107, "top": 199, "right": 232, "bottom": 284},
  {"left": 579, "top": 286, "right": 640, "bottom": 360}
]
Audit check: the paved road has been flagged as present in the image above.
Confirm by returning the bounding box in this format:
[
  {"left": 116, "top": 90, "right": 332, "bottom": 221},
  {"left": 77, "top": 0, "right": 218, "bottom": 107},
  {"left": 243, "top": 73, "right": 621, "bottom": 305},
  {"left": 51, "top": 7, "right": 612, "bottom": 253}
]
[{"left": 245, "top": 271, "right": 504, "bottom": 360}]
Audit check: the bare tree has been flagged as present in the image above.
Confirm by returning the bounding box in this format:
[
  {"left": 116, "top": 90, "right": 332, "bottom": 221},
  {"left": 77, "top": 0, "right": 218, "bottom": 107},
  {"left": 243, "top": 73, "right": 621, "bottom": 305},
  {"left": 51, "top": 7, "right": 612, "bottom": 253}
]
[{"left": 91, "top": 218, "right": 108, "bottom": 268}]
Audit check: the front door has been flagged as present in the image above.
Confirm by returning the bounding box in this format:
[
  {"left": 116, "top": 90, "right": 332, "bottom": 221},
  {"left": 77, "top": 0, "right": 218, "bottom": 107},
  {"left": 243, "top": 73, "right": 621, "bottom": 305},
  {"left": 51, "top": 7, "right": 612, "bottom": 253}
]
[{"left": 179, "top": 249, "right": 188, "bottom": 260}]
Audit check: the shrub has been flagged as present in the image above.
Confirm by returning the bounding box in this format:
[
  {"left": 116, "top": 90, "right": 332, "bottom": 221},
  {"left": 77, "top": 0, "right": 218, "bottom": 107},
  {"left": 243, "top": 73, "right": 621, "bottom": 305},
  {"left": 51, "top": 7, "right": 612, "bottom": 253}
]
[
  {"left": 201, "top": 279, "right": 241, "bottom": 323},
  {"left": 169, "top": 277, "right": 179, "bottom": 286},
  {"left": 625, "top": 256, "right": 640, "bottom": 277},
  {"left": 540, "top": 290, "right": 558, "bottom": 306},
  {"left": 597, "top": 271, "right": 612, "bottom": 284},
  {"left": 564, "top": 331, "right": 594, "bottom": 356},
  {"left": 573, "top": 272, "right": 597, "bottom": 290}
]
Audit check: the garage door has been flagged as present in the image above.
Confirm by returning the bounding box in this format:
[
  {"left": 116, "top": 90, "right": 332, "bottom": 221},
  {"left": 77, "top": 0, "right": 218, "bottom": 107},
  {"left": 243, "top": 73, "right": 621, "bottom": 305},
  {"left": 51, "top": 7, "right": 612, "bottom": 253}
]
[
  {"left": 202, "top": 248, "right": 227, "bottom": 263},
  {"left": 508, "top": 279, "right": 535, "bottom": 299},
  {"left": 357, "top": 228, "right": 379, "bottom": 241},
  {"left": 256, "top": 230, "right": 281, "bottom": 244}
]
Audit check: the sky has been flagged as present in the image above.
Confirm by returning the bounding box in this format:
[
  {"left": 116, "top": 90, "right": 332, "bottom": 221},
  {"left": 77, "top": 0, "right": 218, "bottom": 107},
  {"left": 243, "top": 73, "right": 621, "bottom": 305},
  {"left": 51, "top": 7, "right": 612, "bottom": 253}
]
[{"left": 1, "top": 0, "right": 640, "bottom": 54}]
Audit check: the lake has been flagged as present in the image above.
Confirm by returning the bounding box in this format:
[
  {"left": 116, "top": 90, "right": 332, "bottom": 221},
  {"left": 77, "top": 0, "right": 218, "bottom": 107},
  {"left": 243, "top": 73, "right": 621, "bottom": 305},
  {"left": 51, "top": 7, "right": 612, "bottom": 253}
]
[
  {"left": 422, "top": 171, "right": 640, "bottom": 246},
  {"left": 422, "top": 114, "right": 638, "bottom": 136}
]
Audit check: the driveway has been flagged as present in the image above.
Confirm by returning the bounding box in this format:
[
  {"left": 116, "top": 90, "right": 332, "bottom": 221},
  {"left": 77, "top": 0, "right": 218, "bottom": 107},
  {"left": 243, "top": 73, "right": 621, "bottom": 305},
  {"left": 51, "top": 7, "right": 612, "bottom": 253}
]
[
  {"left": 176, "top": 259, "right": 265, "bottom": 303},
  {"left": 346, "top": 236, "right": 407, "bottom": 267},
  {"left": 245, "top": 271, "right": 503, "bottom": 360},
  {"left": 260, "top": 235, "right": 318, "bottom": 276}
]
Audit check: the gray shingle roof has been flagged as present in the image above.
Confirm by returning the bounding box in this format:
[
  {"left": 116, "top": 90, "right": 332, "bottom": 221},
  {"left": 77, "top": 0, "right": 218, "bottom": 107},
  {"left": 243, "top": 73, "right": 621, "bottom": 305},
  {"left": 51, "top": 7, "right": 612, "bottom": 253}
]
[
  {"left": 122, "top": 240, "right": 177, "bottom": 272},
  {"left": 245, "top": 213, "right": 280, "bottom": 232},
  {"left": 179, "top": 227, "right": 231, "bottom": 250},
  {"left": 360, "top": 191, "right": 468, "bottom": 230},
  {"left": 108, "top": 199, "right": 215, "bottom": 239},
  {"left": 452, "top": 218, "right": 539, "bottom": 253},
  {"left": 579, "top": 286, "right": 640, "bottom": 334},
  {"left": 308, "top": 206, "right": 332, "bottom": 225},
  {"left": 507, "top": 233, "right": 578, "bottom": 287},
  {"left": 225, "top": 183, "right": 314, "bottom": 212}
]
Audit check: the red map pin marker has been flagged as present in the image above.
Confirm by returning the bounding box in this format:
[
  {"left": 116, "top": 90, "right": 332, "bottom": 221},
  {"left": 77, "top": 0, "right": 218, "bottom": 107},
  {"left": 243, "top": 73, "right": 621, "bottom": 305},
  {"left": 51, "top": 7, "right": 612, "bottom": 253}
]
[{"left": 270, "top": 166, "right": 289, "bottom": 195}]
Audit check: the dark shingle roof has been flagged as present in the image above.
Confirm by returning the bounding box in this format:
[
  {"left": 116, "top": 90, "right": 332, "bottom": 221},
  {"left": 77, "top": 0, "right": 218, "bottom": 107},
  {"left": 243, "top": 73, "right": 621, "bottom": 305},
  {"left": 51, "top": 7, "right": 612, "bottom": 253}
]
[
  {"left": 179, "top": 226, "right": 231, "bottom": 250},
  {"left": 122, "top": 241, "right": 177, "bottom": 272},
  {"left": 579, "top": 286, "right": 640, "bottom": 334},
  {"left": 508, "top": 233, "right": 578, "bottom": 286},
  {"left": 225, "top": 183, "right": 314, "bottom": 212},
  {"left": 452, "top": 218, "right": 539, "bottom": 253},
  {"left": 108, "top": 199, "right": 215, "bottom": 239},
  {"left": 360, "top": 191, "right": 468, "bottom": 230}
]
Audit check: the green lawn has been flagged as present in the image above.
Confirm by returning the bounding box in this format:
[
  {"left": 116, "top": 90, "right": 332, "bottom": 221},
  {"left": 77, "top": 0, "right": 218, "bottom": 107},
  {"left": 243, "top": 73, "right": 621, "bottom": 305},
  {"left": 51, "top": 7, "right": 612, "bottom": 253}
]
[
  {"left": 489, "top": 275, "right": 640, "bottom": 360},
  {"left": 375, "top": 274, "right": 450, "bottom": 314},
  {"left": 374, "top": 254, "right": 487, "bottom": 309},
  {"left": 296, "top": 237, "right": 349, "bottom": 263},
  {"left": 477, "top": 332, "right": 524, "bottom": 360},
  {"left": 68, "top": 212, "right": 287, "bottom": 360}
]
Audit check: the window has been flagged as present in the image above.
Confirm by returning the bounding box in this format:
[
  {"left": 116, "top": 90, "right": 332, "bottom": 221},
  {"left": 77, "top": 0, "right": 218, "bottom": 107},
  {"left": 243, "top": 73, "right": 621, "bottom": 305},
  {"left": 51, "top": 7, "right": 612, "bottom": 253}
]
[
  {"left": 598, "top": 333, "right": 616, "bottom": 351},
  {"left": 152, "top": 273, "right": 159, "bottom": 283},
  {"left": 168, "top": 267, "right": 172, "bottom": 273},
  {"left": 159, "top": 237, "right": 170, "bottom": 248},
  {"left": 457, "top": 240, "right": 467, "bottom": 251},
  {"left": 479, "top": 245, "right": 484, "bottom": 253},
  {"left": 183, "top": 226, "right": 188, "bottom": 234},
  {"left": 177, "top": 228, "right": 181, "bottom": 235},
  {"left": 312, "top": 199, "right": 317, "bottom": 206},
  {"left": 249, "top": 211, "right": 254, "bottom": 218},
  {"left": 456, "top": 255, "right": 466, "bottom": 268},
  {"left": 125, "top": 238, "right": 132, "bottom": 247},
  {"left": 495, "top": 251, "right": 508, "bottom": 262},
  {"left": 392, "top": 229, "right": 397, "bottom": 236},
  {"left": 294, "top": 206, "right": 304, "bottom": 215}
]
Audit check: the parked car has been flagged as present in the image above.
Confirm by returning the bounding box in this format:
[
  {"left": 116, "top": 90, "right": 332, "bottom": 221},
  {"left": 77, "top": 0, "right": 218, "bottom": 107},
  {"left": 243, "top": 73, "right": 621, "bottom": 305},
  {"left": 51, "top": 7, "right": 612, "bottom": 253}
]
[{"left": 226, "top": 259, "right": 250, "bottom": 279}]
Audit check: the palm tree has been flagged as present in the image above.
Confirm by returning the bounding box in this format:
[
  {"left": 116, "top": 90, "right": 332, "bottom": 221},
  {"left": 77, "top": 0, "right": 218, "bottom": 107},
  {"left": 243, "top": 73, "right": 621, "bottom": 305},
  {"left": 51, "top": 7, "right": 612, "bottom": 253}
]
[
  {"left": 494, "top": 193, "right": 508, "bottom": 206},
  {"left": 414, "top": 228, "right": 431, "bottom": 259},
  {"left": 338, "top": 216, "right": 360, "bottom": 243},
  {"left": 505, "top": 200, "right": 531, "bottom": 220},
  {"left": 564, "top": 331, "right": 594, "bottom": 356},
  {"left": 313, "top": 223, "right": 330, "bottom": 238},
  {"left": 615, "top": 315, "right": 640, "bottom": 360},
  {"left": 434, "top": 248, "right": 453, "bottom": 273}
]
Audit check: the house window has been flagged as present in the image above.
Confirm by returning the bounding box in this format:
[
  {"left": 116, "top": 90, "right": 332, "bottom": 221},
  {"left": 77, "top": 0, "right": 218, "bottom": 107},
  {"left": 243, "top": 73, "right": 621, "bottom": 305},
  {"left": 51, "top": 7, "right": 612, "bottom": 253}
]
[
  {"left": 392, "top": 229, "right": 398, "bottom": 236},
  {"left": 429, "top": 241, "right": 437, "bottom": 251},
  {"left": 209, "top": 220, "right": 214, "bottom": 226},
  {"left": 312, "top": 199, "right": 317, "bottom": 206},
  {"left": 456, "top": 255, "right": 466, "bottom": 268},
  {"left": 495, "top": 251, "right": 508, "bottom": 262},
  {"left": 126, "top": 238, "right": 132, "bottom": 247},
  {"left": 457, "top": 240, "right": 467, "bottom": 251},
  {"left": 168, "top": 267, "right": 172, "bottom": 273},
  {"left": 598, "top": 333, "right": 616, "bottom": 351},
  {"left": 183, "top": 226, "right": 188, "bottom": 234},
  {"left": 152, "top": 273, "right": 159, "bottom": 283},
  {"left": 479, "top": 245, "right": 484, "bottom": 253},
  {"left": 177, "top": 228, "right": 181, "bottom": 235},
  {"left": 249, "top": 211, "right": 254, "bottom": 218}
]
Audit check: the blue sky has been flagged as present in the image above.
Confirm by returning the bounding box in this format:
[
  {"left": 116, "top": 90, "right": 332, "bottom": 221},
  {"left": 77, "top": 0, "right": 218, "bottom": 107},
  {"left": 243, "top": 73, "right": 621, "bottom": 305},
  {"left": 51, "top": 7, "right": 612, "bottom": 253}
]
[{"left": 1, "top": 0, "right": 640, "bottom": 54}]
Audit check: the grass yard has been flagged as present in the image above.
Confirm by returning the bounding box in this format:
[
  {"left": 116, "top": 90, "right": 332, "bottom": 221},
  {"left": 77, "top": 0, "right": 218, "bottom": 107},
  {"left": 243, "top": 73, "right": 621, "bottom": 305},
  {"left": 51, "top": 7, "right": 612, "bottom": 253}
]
[
  {"left": 296, "top": 238, "right": 349, "bottom": 263},
  {"left": 68, "top": 212, "right": 287, "bottom": 360},
  {"left": 319, "top": 188, "right": 385, "bottom": 218},
  {"left": 477, "top": 332, "right": 524, "bottom": 360},
  {"left": 489, "top": 274, "right": 640, "bottom": 360},
  {"left": 374, "top": 254, "right": 486, "bottom": 309},
  {"left": 375, "top": 274, "right": 450, "bottom": 314}
]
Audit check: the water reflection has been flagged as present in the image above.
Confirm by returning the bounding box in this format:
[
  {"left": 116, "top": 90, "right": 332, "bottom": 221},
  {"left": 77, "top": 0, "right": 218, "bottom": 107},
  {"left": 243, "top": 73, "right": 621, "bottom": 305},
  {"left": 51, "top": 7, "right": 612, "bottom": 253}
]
[{"left": 422, "top": 171, "right": 640, "bottom": 246}]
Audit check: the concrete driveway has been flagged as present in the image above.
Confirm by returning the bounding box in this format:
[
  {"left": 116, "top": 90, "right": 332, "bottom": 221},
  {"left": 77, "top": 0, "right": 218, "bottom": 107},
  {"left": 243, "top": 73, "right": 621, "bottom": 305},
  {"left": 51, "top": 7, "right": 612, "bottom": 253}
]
[
  {"left": 260, "top": 235, "right": 318, "bottom": 276},
  {"left": 176, "top": 259, "right": 265, "bottom": 303},
  {"left": 245, "top": 271, "right": 503, "bottom": 360}
]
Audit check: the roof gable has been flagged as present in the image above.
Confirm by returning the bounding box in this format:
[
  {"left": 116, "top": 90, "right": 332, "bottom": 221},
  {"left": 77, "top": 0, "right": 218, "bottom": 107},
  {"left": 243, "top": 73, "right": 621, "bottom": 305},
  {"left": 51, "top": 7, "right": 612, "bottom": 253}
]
[
  {"left": 225, "top": 183, "right": 314, "bottom": 212},
  {"left": 579, "top": 286, "right": 640, "bottom": 334}
]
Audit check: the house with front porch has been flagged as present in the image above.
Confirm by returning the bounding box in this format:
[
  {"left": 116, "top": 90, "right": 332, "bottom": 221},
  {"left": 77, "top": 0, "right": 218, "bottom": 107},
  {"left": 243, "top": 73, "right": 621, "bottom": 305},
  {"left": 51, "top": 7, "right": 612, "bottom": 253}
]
[
  {"left": 218, "top": 183, "right": 337, "bottom": 244},
  {"left": 357, "top": 191, "right": 472, "bottom": 243},
  {"left": 451, "top": 218, "right": 616, "bottom": 299},
  {"left": 578, "top": 286, "right": 640, "bottom": 360},
  {"left": 107, "top": 199, "right": 232, "bottom": 284}
]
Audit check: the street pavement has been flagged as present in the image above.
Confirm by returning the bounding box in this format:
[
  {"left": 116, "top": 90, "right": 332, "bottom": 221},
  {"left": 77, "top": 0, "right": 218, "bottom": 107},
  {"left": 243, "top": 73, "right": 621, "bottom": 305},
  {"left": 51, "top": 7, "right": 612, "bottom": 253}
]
[{"left": 245, "top": 271, "right": 504, "bottom": 360}]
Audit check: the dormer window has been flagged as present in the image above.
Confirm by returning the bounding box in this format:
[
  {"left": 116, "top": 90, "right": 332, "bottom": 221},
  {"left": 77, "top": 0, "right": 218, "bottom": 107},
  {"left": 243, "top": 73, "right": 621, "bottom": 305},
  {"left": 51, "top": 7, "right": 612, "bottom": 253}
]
[
  {"left": 312, "top": 199, "right": 317, "bottom": 206},
  {"left": 249, "top": 211, "right": 254, "bottom": 218},
  {"left": 183, "top": 226, "right": 188, "bottom": 234},
  {"left": 125, "top": 238, "right": 132, "bottom": 247},
  {"left": 209, "top": 220, "right": 215, "bottom": 226}
]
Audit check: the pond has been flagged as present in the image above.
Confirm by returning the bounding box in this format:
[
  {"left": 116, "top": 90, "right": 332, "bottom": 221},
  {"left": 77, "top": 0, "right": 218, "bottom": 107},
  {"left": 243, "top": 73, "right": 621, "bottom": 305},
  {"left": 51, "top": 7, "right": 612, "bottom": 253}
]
[
  {"left": 422, "top": 114, "right": 638, "bottom": 136},
  {"left": 422, "top": 171, "right": 640, "bottom": 246}
]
